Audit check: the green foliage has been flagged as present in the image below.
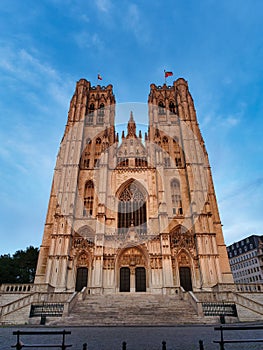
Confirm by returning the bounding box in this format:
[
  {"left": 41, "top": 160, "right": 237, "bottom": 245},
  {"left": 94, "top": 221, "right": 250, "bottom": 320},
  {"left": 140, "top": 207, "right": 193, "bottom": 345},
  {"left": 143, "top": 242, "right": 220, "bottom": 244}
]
[{"left": 0, "top": 246, "right": 39, "bottom": 284}]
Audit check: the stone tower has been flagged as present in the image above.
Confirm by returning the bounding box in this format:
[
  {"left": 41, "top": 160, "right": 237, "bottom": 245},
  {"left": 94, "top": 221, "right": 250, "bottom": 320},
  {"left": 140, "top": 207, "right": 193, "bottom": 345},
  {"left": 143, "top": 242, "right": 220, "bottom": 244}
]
[{"left": 35, "top": 78, "right": 233, "bottom": 293}]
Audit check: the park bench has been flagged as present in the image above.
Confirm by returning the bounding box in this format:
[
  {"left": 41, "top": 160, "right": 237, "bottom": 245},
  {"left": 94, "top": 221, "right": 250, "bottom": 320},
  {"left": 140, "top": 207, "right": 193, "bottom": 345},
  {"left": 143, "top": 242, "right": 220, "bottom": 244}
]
[{"left": 12, "top": 330, "right": 72, "bottom": 350}]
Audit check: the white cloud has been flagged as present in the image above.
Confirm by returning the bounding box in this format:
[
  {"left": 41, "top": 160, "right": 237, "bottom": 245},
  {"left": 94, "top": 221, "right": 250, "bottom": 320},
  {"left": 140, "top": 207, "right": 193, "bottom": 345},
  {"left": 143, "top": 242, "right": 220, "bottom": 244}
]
[
  {"left": 125, "top": 3, "right": 151, "bottom": 44},
  {"left": 95, "top": 0, "right": 112, "bottom": 13},
  {"left": 73, "top": 31, "right": 104, "bottom": 51},
  {"left": 224, "top": 116, "right": 240, "bottom": 127},
  {"left": 0, "top": 42, "right": 73, "bottom": 111}
]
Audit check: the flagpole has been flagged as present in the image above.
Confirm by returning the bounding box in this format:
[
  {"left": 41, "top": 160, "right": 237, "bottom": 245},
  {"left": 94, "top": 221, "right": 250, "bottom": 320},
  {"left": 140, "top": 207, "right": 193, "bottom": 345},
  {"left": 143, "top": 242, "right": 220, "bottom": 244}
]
[{"left": 164, "top": 69, "right": 167, "bottom": 84}]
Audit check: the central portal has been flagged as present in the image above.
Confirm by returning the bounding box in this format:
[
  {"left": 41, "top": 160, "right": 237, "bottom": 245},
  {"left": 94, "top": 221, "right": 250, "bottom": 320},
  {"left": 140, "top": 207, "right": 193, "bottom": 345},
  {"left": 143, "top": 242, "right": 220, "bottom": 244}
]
[
  {"left": 119, "top": 266, "right": 146, "bottom": 292},
  {"left": 118, "top": 247, "right": 147, "bottom": 292}
]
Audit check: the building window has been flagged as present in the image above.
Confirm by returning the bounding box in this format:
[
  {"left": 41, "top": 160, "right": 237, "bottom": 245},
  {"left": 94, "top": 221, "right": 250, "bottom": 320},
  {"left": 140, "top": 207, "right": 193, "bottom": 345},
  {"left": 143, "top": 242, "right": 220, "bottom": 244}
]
[
  {"left": 169, "top": 101, "right": 176, "bottom": 114},
  {"left": 164, "top": 157, "right": 170, "bottom": 167},
  {"left": 89, "top": 103, "right": 95, "bottom": 115},
  {"left": 95, "top": 137, "right": 102, "bottom": 156},
  {"left": 117, "top": 158, "right": 129, "bottom": 167},
  {"left": 135, "top": 157, "right": 147, "bottom": 167},
  {"left": 158, "top": 101, "right": 165, "bottom": 115},
  {"left": 94, "top": 159, "right": 100, "bottom": 167},
  {"left": 118, "top": 181, "right": 147, "bottom": 235},
  {"left": 171, "top": 179, "right": 182, "bottom": 215},
  {"left": 85, "top": 103, "right": 94, "bottom": 125},
  {"left": 162, "top": 136, "right": 169, "bottom": 152},
  {"left": 83, "top": 159, "right": 90, "bottom": 168},
  {"left": 175, "top": 157, "right": 182, "bottom": 167},
  {"left": 84, "top": 180, "right": 94, "bottom": 216},
  {"left": 97, "top": 103, "right": 105, "bottom": 124}
]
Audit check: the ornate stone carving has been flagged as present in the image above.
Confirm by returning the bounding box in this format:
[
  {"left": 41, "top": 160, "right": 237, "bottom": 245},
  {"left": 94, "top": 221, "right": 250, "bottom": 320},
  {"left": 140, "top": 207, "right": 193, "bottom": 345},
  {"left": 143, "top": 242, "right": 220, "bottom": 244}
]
[{"left": 118, "top": 247, "right": 146, "bottom": 267}]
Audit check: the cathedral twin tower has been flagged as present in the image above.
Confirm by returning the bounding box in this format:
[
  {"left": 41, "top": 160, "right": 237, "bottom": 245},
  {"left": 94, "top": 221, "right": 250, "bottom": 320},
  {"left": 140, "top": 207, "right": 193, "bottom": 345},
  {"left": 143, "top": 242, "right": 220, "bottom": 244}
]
[{"left": 34, "top": 78, "right": 233, "bottom": 294}]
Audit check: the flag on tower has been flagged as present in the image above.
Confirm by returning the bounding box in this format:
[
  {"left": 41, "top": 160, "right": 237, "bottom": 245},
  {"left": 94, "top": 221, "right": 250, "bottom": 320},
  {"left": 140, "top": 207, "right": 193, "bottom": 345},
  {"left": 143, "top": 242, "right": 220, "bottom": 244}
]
[
  {"left": 165, "top": 71, "right": 173, "bottom": 78},
  {"left": 98, "top": 74, "right": 102, "bottom": 80}
]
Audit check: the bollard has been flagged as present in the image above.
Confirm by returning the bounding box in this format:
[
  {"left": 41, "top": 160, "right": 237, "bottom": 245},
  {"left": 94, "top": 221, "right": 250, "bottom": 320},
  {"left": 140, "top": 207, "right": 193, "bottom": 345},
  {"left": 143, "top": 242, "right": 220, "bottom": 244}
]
[
  {"left": 220, "top": 315, "right": 225, "bottom": 324},
  {"left": 15, "top": 341, "right": 24, "bottom": 350},
  {"left": 162, "top": 340, "right": 166, "bottom": 350},
  {"left": 122, "top": 341, "right": 127, "bottom": 350},
  {"left": 83, "top": 343, "right": 88, "bottom": 350},
  {"left": 199, "top": 340, "right": 204, "bottom": 350}
]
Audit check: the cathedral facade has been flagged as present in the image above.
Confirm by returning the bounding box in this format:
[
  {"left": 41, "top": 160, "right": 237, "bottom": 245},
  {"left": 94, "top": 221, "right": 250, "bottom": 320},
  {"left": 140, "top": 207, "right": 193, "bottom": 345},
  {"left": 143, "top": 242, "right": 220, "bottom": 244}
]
[{"left": 34, "top": 78, "right": 233, "bottom": 294}]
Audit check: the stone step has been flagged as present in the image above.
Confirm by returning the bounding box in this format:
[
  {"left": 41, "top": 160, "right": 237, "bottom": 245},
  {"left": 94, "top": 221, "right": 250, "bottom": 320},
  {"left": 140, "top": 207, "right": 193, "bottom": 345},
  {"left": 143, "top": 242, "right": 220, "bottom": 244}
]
[{"left": 50, "top": 293, "right": 210, "bottom": 326}]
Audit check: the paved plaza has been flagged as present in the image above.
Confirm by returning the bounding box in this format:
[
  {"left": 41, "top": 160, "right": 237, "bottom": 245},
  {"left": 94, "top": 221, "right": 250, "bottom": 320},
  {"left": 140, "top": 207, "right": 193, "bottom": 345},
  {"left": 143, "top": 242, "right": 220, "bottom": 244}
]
[{"left": 1, "top": 324, "right": 263, "bottom": 350}]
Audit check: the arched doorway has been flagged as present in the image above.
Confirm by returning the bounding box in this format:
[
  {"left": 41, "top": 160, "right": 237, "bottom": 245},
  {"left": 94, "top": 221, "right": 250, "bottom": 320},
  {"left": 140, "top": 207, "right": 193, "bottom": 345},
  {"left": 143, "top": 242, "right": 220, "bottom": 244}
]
[
  {"left": 75, "top": 250, "right": 90, "bottom": 292},
  {"left": 120, "top": 267, "right": 130, "bottom": 292},
  {"left": 117, "top": 180, "right": 147, "bottom": 235},
  {"left": 118, "top": 247, "right": 147, "bottom": 292},
  {"left": 75, "top": 267, "right": 88, "bottom": 292},
  {"left": 179, "top": 266, "right": 192, "bottom": 291},
  {"left": 135, "top": 267, "right": 146, "bottom": 292}
]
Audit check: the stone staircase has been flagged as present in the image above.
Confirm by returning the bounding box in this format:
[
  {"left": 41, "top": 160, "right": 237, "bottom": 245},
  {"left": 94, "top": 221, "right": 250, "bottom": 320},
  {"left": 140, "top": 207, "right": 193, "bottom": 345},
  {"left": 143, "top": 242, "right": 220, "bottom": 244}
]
[{"left": 51, "top": 293, "right": 209, "bottom": 326}]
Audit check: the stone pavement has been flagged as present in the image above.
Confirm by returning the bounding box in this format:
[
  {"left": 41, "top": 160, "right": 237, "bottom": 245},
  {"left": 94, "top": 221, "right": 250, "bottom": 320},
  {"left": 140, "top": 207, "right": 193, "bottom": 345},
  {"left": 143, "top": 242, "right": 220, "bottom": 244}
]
[{"left": 1, "top": 325, "right": 263, "bottom": 350}]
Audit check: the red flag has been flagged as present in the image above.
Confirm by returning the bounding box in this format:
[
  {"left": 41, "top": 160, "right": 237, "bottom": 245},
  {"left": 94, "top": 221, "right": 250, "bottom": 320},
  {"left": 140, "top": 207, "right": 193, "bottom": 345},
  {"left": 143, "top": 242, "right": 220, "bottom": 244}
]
[
  {"left": 98, "top": 74, "right": 102, "bottom": 80},
  {"left": 165, "top": 71, "right": 173, "bottom": 78}
]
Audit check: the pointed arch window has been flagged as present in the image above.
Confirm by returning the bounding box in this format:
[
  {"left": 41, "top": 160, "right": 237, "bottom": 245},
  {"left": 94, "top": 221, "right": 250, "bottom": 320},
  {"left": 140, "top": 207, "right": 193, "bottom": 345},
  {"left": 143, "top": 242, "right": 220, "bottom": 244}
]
[
  {"left": 84, "top": 180, "right": 94, "bottom": 216},
  {"left": 97, "top": 103, "right": 105, "bottom": 124},
  {"left": 89, "top": 103, "right": 95, "bottom": 115},
  {"left": 95, "top": 137, "right": 102, "bottom": 155},
  {"left": 118, "top": 181, "right": 147, "bottom": 235},
  {"left": 162, "top": 136, "right": 169, "bottom": 152},
  {"left": 85, "top": 103, "right": 94, "bottom": 125},
  {"left": 171, "top": 179, "right": 183, "bottom": 215},
  {"left": 169, "top": 101, "right": 176, "bottom": 114},
  {"left": 173, "top": 136, "right": 182, "bottom": 167},
  {"left": 158, "top": 101, "right": 165, "bottom": 115}
]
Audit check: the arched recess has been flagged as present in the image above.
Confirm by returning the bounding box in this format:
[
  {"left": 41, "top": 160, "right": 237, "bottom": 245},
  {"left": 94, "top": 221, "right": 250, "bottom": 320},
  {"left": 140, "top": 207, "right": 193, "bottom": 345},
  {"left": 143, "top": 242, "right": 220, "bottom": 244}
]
[
  {"left": 170, "top": 225, "right": 195, "bottom": 291},
  {"left": 116, "top": 179, "right": 148, "bottom": 235},
  {"left": 116, "top": 246, "right": 148, "bottom": 292},
  {"left": 83, "top": 180, "right": 94, "bottom": 216},
  {"left": 77, "top": 225, "right": 95, "bottom": 244},
  {"left": 75, "top": 250, "right": 91, "bottom": 292},
  {"left": 176, "top": 250, "right": 193, "bottom": 291}
]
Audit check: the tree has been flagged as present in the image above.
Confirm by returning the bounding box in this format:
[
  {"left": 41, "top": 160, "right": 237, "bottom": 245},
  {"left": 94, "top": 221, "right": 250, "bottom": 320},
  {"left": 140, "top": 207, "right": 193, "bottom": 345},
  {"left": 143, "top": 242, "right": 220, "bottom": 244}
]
[{"left": 0, "top": 246, "right": 39, "bottom": 284}]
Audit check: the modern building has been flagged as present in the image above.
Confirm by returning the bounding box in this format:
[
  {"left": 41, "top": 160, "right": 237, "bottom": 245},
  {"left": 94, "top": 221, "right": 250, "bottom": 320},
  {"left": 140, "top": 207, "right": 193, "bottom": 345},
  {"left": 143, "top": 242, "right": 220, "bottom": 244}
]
[
  {"left": 34, "top": 77, "right": 234, "bottom": 294},
  {"left": 227, "top": 235, "right": 263, "bottom": 284}
]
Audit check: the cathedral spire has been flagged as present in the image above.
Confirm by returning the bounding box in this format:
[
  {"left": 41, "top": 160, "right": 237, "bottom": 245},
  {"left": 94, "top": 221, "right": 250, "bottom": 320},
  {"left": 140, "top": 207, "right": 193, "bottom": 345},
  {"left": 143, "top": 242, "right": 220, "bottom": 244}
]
[{"left": 127, "top": 111, "right": 136, "bottom": 138}]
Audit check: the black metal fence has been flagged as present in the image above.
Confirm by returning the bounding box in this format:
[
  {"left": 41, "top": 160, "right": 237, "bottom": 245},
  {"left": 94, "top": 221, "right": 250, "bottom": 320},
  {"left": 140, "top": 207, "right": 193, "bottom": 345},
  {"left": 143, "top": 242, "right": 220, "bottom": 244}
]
[
  {"left": 214, "top": 325, "right": 263, "bottom": 349},
  {"left": 29, "top": 303, "right": 64, "bottom": 317},
  {"left": 202, "top": 302, "right": 237, "bottom": 317}
]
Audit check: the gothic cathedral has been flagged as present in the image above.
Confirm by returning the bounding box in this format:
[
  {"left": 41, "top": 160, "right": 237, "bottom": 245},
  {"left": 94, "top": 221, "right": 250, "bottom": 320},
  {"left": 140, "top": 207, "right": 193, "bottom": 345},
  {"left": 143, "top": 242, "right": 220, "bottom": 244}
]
[{"left": 34, "top": 78, "right": 233, "bottom": 294}]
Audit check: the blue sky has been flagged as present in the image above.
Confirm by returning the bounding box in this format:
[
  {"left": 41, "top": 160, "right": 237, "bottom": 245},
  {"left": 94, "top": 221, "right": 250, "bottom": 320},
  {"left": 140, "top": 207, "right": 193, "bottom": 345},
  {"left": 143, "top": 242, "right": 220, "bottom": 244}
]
[{"left": 0, "top": 0, "right": 263, "bottom": 255}]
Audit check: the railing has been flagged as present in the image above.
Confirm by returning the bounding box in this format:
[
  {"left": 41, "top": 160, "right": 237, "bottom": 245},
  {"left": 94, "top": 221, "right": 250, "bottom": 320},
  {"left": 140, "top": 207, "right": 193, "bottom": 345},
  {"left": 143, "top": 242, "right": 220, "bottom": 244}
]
[
  {"left": 29, "top": 303, "right": 64, "bottom": 317},
  {"left": 0, "top": 292, "right": 38, "bottom": 317},
  {"left": 213, "top": 325, "right": 263, "bottom": 349},
  {"left": 0, "top": 283, "right": 33, "bottom": 293},
  {"left": 232, "top": 291, "right": 263, "bottom": 315},
  {"left": 202, "top": 302, "right": 237, "bottom": 317},
  {"left": 12, "top": 330, "right": 72, "bottom": 350},
  {"left": 236, "top": 283, "right": 263, "bottom": 292},
  {"left": 186, "top": 290, "right": 204, "bottom": 317},
  {"left": 0, "top": 291, "right": 71, "bottom": 322},
  {"left": 0, "top": 283, "right": 56, "bottom": 293},
  {"left": 63, "top": 291, "right": 79, "bottom": 317}
]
